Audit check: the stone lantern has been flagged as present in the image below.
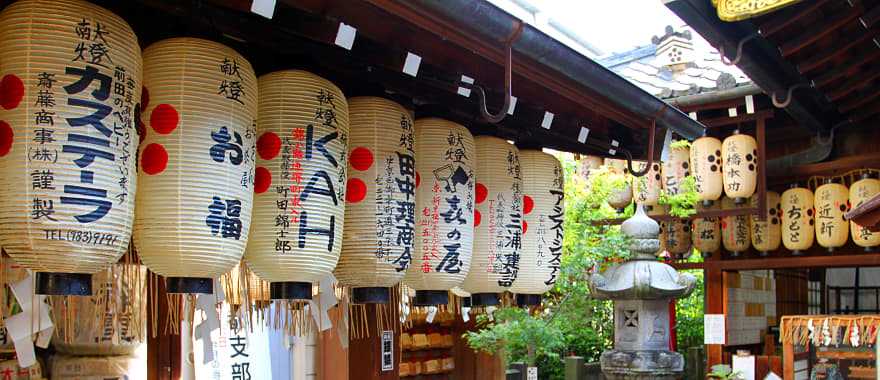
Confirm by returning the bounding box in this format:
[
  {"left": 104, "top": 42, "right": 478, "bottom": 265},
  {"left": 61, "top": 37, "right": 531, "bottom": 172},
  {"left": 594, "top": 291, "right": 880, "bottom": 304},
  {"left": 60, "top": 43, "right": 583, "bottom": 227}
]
[{"left": 589, "top": 205, "right": 696, "bottom": 379}]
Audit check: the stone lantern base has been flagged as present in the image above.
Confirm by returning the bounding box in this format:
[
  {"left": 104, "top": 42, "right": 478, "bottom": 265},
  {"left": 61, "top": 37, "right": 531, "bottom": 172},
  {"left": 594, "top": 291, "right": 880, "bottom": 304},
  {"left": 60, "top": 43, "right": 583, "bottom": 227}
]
[{"left": 600, "top": 349, "right": 684, "bottom": 379}]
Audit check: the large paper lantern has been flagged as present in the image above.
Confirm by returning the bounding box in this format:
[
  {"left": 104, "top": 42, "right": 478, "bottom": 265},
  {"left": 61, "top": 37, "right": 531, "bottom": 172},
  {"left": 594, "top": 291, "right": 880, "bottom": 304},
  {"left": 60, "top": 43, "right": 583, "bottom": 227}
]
[
  {"left": 604, "top": 158, "right": 632, "bottom": 211},
  {"left": 461, "top": 137, "right": 522, "bottom": 306},
  {"left": 721, "top": 197, "right": 750, "bottom": 256},
  {"left": 632, "top": 161, "right": 661, "bottom": 209},
  {"left": 135, "top": 38, "right": 257, "bottom": 294},
  {"left": 814, "top": 181, "right": 849, "bottom": 252},
  {"left": 403, "top": 118, "right": 475, "bottom": 306},
  {"left": 721, "top": 131, "right": 758, "bottom": 204},
  {"left": 850, "top": 174, "right": 880, "bottom": 250},
  {"left": 690, "top": 136, "right": 723, "bottom": 206},
  {"left": 244, "top": 70, "right": 349, "bottom": 300},
  {"left": 781, "top": 186, "right": 814, "bottom": 255},
  {"left": 692, "top": 203, "right": 721, "bottom": 257},
  {"left": 661, "top": 143, "right": 690, "bottom": 195},
  {"left": 662, "top": 219, "right": 692, "bottom": 259},
  {"left": 750, "top": 191, "right": 782, "bottom": 256},
  {"left": 510, "top": 150, "right": 564, "bottom": 306},
  {"left": 0, "top": 0, "right": 142, "bottom": 295},
  {"left": 335, "top": 97, "right": 415, "bottom": 304}
]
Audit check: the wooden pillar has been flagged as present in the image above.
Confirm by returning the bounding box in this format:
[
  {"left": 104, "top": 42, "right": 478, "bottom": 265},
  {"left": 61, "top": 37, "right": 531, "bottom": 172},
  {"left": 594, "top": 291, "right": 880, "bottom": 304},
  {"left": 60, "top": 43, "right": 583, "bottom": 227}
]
[
  {"left": 147, "top": 273, "right": 182, "bottom": 380},
  {"left": 783, "top": 341, "right": 794, "bottom": 379},
  {"left": 348, "top": 304, "right": 400, "bottom": 380},
  {"left": 319, "top": 307, "right": 349, "bottom": 380},
  {"left": 705, "top": 264, "right": 724, "bottom": 371}
]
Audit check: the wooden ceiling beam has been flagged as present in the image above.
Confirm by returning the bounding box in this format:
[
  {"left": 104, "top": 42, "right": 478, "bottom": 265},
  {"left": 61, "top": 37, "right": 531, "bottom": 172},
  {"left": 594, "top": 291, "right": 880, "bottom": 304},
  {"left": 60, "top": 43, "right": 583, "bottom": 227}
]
[
  {"left": 850, "top": 98, "right": 880, "bottom": 122},
  {"left": 826, "top": 68, "right": 880, "bottom": 101},
  {"left": 780, "top": 2, "right": 865, "bottom": 57},
  {"left": 758, "top": 0, "right": 832, "bottom": 38},
  {"left": 813, "top": 47, "right": 880, "bottom": 88},
  {"left": 798, "top": 27, "right": 880, "bottom": 74},
  {"left": 838, "top": 87, "right": 880, "bottom": 113}
]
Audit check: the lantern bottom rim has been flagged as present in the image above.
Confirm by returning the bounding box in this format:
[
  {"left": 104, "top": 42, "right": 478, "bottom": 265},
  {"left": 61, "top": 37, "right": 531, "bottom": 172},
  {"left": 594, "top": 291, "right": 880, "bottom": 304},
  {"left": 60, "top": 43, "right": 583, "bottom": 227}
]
[
  {"left": 470, "top": 293, "right": 500, "bottom": 307},
  {"left": 733, "top": 197, "right": 748, "bottom": 205},
  {"left": 791, "top": 250, "right": 804, "bottom": 256},
  {"left": 461, "top": 296, "right": 472, "bottom": 308},
  {"left": 515, "top": 293, "right": 542, "bottom": 307},
  {"left": 413, "top": 290, "right": 449, "bottom": 306},
  {"left": 352, "top": 287, "right": 390, "bottom": 304},
  {"left": 35, "top": 272, "right": 92, "bottom": 296},
  {"left": 166, "top": 277, "right": 214, "bottom": 294},
  {"left": 270, "top": 281, "right": 313, "bottom": 300},
  {"left": 701, "top": 200, "right": 716, "bottom": 207}
]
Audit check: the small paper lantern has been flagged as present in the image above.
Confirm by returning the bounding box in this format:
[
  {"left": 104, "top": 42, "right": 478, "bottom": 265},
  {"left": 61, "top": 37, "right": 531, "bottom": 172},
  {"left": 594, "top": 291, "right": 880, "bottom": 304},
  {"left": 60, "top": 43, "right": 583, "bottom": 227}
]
[
  {"left": 135, "top": 38, "right": 257, "bottom": 294},
  {"left": 814, "top": 182, "right": 849, "bottom": 252},
  {"left": 648, "top": 204, "right": 667, "bottom": 217},
  {"left": 0, "top": 0, "right": 142, "bottom": 295},
  {"left": 461, "top": 137, "right": 522, "bottom": 306},
  {"left": 604, "top": 158, "right": 632, "bottom": 211},
  {"left": 850, "top": 175, "right": 880, "bottom": 249},
  {"left": 632, "top": 161, "right": 661, "bottom": 208},
  {"left": 403, "top": 118, "right": 475, "bottom": 307},
  {"left": 692, "top": 203, "right": 721, "bottom": 257},
  {"left": 663, "top": 219, "right": 692, "bottom": 259},
  {"left": 781, "top": 187, "right": 814, "bottom": 255},
  {"left": 577, "top": 155, "right": 603, "bottom": 182},
  {"left": 244, "top": 70, "right": 349, "bottom": 300},
  {"left": 721, "top": 132, "right": 758, "bottom": 203},
  {"left": 661, "top": 144, "right": 690, "bottom": 195},
  {"left": 690, "top": 136, "right": 723, "bottom": 205},
  {"left": 509, "top": 150, "right": 564, "bottom": 305},
  {"left": 721, "top": 197, "right": 750, "bottom": 256},
  {"left": 750, "top": 191, "right": 782, "bottom": 256},
  {"left": 335, "top": 97, "right": 415, "bottom": 304}
]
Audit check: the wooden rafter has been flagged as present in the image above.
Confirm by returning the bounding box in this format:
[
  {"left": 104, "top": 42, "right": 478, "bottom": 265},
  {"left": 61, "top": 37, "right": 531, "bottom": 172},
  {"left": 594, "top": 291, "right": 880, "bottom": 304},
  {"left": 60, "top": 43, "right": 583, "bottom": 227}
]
[
  {"left": 780, "top": 2, "right": 865, "bottom": 57},
  {"left": 813, "top": 48, "right": 880, "bottom": 88},
  {"left": 797, "top": 28, "right": 880, "bottom": 74}
]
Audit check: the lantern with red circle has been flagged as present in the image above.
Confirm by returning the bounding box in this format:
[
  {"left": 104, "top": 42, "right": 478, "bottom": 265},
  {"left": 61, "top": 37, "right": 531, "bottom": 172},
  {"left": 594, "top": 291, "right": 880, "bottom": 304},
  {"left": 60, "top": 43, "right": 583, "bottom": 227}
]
[
  {"left": 461, "top": 137, "right": 522, "bottom": 306},
  {"left": 781, "top": 186, "right": 815, "bottom": 255},
  {"left": 134, "top": 38, "right": 257, "bottom": 294},
  {"left": 509, "top": 150, "right": 564, "bottom": 306},
  {"left": 403, "top": 118, "right": 475, "bottom": 307},
  {"left": 0, "top": 0, "right": 142, "bottom": 295},
  {"left": 244, "top": 70, "right": 349, "bottom": 300},
  {"left": 336, "top": 97, "right": 415, "bottom": 304},
  {"left": 814, "top": 181, "right": 849, "bottom": 252},
  {"left": 851, "top": 174, "right": 880, "bottom": 250}
]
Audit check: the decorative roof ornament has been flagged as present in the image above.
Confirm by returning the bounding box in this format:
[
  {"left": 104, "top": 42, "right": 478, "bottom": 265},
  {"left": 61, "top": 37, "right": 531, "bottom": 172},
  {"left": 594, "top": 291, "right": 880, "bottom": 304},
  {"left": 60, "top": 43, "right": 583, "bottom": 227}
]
[{"left": 712, "top": 0, "right": 803, "bottom": 22}]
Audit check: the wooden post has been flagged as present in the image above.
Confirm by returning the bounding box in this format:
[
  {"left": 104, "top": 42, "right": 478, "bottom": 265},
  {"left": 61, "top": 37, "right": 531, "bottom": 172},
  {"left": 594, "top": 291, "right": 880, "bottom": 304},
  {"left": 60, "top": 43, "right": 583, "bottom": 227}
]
[
  {"left": 147, "top": 273, "right": 181, "bottom": 380},
  {"left": 783, "top": 341, "right": 795, "bottom": 379},
  {"left": 348, "top": 304, "right": 400, "bottom": 380},
  {"left": 564, "top": 356, "right": 584, "bottom": 380},
  {"left": 705, "top": 263, "right": 725, "bottom": 371}
]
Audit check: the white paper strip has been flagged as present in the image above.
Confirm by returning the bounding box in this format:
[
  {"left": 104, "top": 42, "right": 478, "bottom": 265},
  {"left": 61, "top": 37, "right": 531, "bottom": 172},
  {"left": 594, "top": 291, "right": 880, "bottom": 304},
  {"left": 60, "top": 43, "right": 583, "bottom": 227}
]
[
  {"left": 462, "top": 307, "right": 471, "bottom": 323},
  {"left": 541, "top": 112, "right": 554, "bottom": 129},
  {"left": 660, "top": 128, "right": 673, "bottom": 161},
  {"left": 5, "top": 275, "right": 52, "bottom": 368},
  {"left": 426, "top": 306, "right": 437, "bottom": 323},
  {"left": 689, "top": 111, "right": 698, "bottom": 120},
  {"left": 335, "top": 23, "right": 357, "bottom": 50},
  {"left": 403, "top": 52, "right": 422, "bottom": 77},
  {"left": 611, "top": 139, "right": 619, "bottom": 147},
  {"left": 251, "top": 0, "right": 276, "bottom": 19},
  {"left": 458, "top": 75, "right": 474, "bottom": 97},
  {"left": 507, "top": 96, "right": 518, "bottom": 115},
  {"left": 578, "top": 127, "right": 590, "bottom": 143},
  {"left": 728, "top": 107, "right": 738, "bottom": 117},
  {"left": 745, "top": 95, "right": 755, "bottom": 114},
  {"left": 608, "top": 149, "right": 617, "bottom": 155}
]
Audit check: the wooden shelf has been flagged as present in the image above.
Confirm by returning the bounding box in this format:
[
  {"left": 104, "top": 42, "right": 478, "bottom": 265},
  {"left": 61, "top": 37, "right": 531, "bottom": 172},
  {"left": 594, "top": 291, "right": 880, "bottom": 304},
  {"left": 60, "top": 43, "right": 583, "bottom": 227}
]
[{"left": 816, "top": 349, "right": 876, "bottom": 360}]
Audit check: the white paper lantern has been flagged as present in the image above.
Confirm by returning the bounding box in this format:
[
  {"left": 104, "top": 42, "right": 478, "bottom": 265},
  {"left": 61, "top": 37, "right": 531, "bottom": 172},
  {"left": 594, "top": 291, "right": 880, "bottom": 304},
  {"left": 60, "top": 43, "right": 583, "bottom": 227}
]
[
  {"left": 243, "top": 70, "right": 349, "bottom": 300},
  {"left": 403, "top": 118, "right": 475, "bottom": 306},
  {"left": 632, "top": 161, "right": 661, "bottom": 208},
  {"left": 336, "top": 97, "right": 415, "bottom": 304},
  {"left": 721, "top": 132, "right": 758, "bottom": 203},
  {"left": 721, "top": 197, "right": 750, "bottom": 256},
  {"left": 461, "top": 136, "right": 522, "bottom": 306},
  {"left": 750, "top": 191, "right": 782, "bottom": 255},
  {"left": 0, "top": 0, "right": 142, "bottom": 295},
  {"left": 661, "top": 143, "right": 690, "bottom": 195},
  {"left": 692, "top": 203, "right": 721, "bottom": 257},
  {"left": 850, "top": 175, "right": 880, "bottom": 249},
  {"left": 690, "top": 136, "right": 723, "bottom": 205},
  {"left": 814, "top": 182, "right": 849, "bottom": 252},
  {"left": 509, "top": 150, "right": 564, "bottom": 305},
  {"left": 781, "top": 186, "right": 815, "bottom": 255},
  {"left": 135, "top": 38, "right": 257, "bottom": 294},
  {"left": 604, "top": 158, "right": 632, "bottom": 211}
]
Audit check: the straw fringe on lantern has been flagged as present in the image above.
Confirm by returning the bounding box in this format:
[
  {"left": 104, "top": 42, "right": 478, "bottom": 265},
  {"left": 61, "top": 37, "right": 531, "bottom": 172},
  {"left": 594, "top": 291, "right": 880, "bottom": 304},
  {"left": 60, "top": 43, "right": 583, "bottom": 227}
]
[
  {"left": 850, "top": 176, "right": 880, "bottom": 248},
  {"left": 135, "top": 37, "right": 257, "bottom": 280},
  {"left": 750, "top": 191, "right": 782, "bottom": 254},
  {"left": 814, "top": 182, "right": 849, "bottom": 250},
  {"left": 244, "top": 70, "right": 349, "bottom": 291},
  {"left": 403, "top": 118, "right": 475, "bottom": 296},
  {"left": 510, "top": 150, "right": 564, "bottom": 296},
  {"left": 690, "top": 136, "right": 723, "bottom": 205},
  {"left": 782, "top": 187, "right": 815, "bottom": 253},
  {"left": 461, "top": 137, "right": 522, "bottom": 296},
  {"left": 0, "top": 0, "right": 142, "bottom": 275},
  {"left": 346, "top": 284, "right": 404, "bottom": 340},
  {"left": 337, "top": 97, "right": 414, "bottom": 291},
  {"left": 220, "top": 261, "right": 271, "bottom": 326}
]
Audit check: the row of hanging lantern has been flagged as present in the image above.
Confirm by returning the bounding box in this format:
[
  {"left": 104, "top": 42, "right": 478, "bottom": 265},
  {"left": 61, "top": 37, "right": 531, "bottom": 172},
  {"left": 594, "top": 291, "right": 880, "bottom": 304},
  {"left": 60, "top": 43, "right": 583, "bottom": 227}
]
[{"left": 0, "top": 0, "right": 566, "bottom": 306}]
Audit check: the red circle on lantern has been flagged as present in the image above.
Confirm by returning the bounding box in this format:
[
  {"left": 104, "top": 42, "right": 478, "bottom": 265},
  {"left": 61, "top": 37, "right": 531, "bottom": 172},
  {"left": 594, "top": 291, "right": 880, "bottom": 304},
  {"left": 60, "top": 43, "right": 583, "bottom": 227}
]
[
  {"left": 416, "top": 172, "right": 421, "bottom": 188},
  {"left": 474, "top": 210, "right": 482, "bottom": 227},
  {"left": 257, "top": 132, "right": 282, "bottom": 160},
  {"left": 141, "top": 86, "right": 150, "bottom": 110},
  {"left": 150, "top": 104, "right": 179, "bottom": 134},
  {"left": 255, "top": 167, "right": 271, "bottom": 194},
  {"left": 0, "top": 121, "right": 12, "bottom": 157},
  {"left": 346, "top": 178, "right": 367, "bottom": 203},
  {"left": 523, "top": 220, "right": 529, "bottom": 234},
  {"left": 0, "top": 74, "right": 24, "bottom": 110},
  {"left": 721, "top": 220, "right": 728, "bottom": 229},
  {"left": 475, "top": 183, "right": 488, "bottom": 204},
  {"left": 523, "top": 195, "right": 534, "bottom": 215},
  {"left": 350, "top": 147, "right": 373, "bottom": 171},
  {"left": 141, "top": 143, "right": 168, "bottom": 175}
]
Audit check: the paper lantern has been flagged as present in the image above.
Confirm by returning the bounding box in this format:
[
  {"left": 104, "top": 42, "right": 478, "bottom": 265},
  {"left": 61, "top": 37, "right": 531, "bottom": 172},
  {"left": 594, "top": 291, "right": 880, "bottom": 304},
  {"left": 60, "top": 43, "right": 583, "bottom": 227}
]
[
  {"left": 661, "top": 144, "right": 690, "bottom": 195},
  {"left": 850, "top": 175, "right": 880, "bottom": 250},
  {"left": 648, "top": 204, "right": 667, "bottom": 217},
  {"left": 692, "top": 203, "right": 721, "bottom": 257},
  {"left": 750, "top": 191, "right": 782, "bottom": 256},
  {"left": 509, "top": 150, "right": 564, "bottom": 305},
  {"left": 690, "top": 136, "right": 723, "bottom": 205},
  {"left": 662, "top": 219, "right": 692, "bottom": 259},
  {"left": 461, "top": 137, "right": 522, "bottom": 306},
  {"left": 0, "top": 0, "right": 142, "bottom": 295},
  {"left": 135, "top": 38, "right": 257, "bottom": 294},
  {"left": 781, "top": 186, "right": 814, "bottom": 255},
  {"left": 403, "top": 118, "right": 475, "bottom": 306},
  {"left": 814, "top": 182, "right": 849, "bottom": 252},
  {"left": 721, "top": 197, "right": 750, "bottom": 256},
  {"left": 243, "top": 70, "right": 349, "bottom": 300},
  {"left": 721, "top": 132, "right": 758, "bottom": 203},
  {"left": 632, "top": 161, "right": 661, "bottom": 208},
  {"left": 577, "top": 155, "right": 603, "bottom": 182},
  {"left": 604, "top": 158, "right": 632, "bottom": 211},
  {"left": 334, "top": 97, "right": 415, "bottom": 304}
]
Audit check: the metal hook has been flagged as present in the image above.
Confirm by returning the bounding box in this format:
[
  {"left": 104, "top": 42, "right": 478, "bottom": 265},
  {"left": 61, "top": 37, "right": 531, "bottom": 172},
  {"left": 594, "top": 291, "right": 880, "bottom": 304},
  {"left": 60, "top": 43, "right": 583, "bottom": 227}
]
[
  {"left": 623, "top": 120, "right": 657, "bottom": 177},
  {"left": 719, "top": 32, "right": 759, "bottom": 66},
  {"left": 458, "top": 21, "right": 523, "bottom": 124},
  {"left": 771, "top": 83, "right": 810, "bottom": 108}
]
